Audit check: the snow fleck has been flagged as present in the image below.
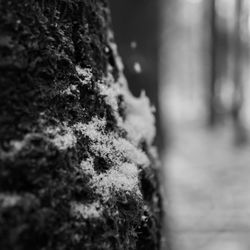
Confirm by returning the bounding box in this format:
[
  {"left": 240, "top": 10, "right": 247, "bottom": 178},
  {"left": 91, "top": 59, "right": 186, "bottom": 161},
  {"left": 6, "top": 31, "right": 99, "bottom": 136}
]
[
  {"left": 104, "top": 46, "right": 110, "bottom": 53},
  {"left": 10, "top": 140, "right": 26, "bottom": 152},
  {"left": 80, "top": 157, "right": 95, "bottom": 176},
  {"left": 133, "top": 62, "right": 142, "bottom": 74},
  {"left": 0, "top": 194, "right": 21, "bottom": 208},
  {"left": 71, "top": 201, "right": 103, "bottom": 219},
  {"left": 75, "top": 66, "right": 93, "bottom": 85},
  {"left": 52, "top": 132, "right": 76, "bottom": 150},
  {"left": 98, "top": 81, "right": 120, "bottom": 114},
  {"left": 130, "top": 41, "right": 137, "bottom": 49},
  {"left": 60, "top": 84, "right": 79, "bottom": 96},
  {"left": 96, "top": 76, "right": 124, "bottom": 122}
]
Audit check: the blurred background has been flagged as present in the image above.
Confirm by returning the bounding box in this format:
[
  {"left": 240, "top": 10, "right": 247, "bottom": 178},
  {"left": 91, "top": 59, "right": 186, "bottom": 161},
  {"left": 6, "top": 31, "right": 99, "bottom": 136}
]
[{"left": 110, "top": 0, "right": 250, "bottom": 249}]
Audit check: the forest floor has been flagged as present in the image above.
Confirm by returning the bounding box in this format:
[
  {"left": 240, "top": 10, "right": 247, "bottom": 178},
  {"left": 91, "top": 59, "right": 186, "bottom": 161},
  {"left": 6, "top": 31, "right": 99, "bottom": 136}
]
[{"left": 162, "top": 121, "right": 250, "bottom": 250}]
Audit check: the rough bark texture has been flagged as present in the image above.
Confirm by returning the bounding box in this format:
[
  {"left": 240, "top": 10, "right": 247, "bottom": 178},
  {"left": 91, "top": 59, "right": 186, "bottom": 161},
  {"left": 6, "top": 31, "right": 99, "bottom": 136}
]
[{"left": 0, "top": 0, "right": 162, "bottom": 250}]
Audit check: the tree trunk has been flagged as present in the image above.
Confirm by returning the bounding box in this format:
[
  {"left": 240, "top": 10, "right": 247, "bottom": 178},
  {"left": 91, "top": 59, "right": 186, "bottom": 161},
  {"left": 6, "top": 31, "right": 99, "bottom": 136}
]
[
  {"left": 232, "top": 0, "right": 243, "bottom": 118},
  {"left": 208, "top": 0, "right": 218, "bottom": 126},
  {"left": 232, "top": 0, "right": 247, "bottom": 144},
  {"left": 0, "top": 1, "right": 162, "bottom": 249}
]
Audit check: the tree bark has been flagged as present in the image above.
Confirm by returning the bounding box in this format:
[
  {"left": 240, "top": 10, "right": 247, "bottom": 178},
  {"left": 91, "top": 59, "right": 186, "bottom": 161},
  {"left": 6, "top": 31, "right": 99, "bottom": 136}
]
[
  {"left": 208, "top": 0, "right": 218, "bottom": 126},
  {"left": 0, "top": 1, "right": 162, "bottom": 249}
]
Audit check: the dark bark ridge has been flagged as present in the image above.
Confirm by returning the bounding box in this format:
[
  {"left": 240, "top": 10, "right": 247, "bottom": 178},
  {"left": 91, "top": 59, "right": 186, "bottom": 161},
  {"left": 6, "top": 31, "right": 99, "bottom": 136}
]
[{"left": 0, "top": 1, "right": 162, "bottom": 249}]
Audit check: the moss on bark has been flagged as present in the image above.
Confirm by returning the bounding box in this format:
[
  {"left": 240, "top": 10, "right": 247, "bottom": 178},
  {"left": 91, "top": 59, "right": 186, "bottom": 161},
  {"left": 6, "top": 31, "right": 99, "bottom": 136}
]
[{"left": 0, "top": 1, "right": 162, "bottom": 249}]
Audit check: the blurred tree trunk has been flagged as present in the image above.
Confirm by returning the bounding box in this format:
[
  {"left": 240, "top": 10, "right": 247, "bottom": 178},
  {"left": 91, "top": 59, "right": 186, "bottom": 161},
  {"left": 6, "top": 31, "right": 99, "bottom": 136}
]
[
  {"left": 209, "top": 0, "right": 218, "bottom": 126},
  {"left": 232, "top": 0, "right": 247, "bottom": 144},
  {"left": 0, "top": 1, "right": 162, "bottom": 249}
]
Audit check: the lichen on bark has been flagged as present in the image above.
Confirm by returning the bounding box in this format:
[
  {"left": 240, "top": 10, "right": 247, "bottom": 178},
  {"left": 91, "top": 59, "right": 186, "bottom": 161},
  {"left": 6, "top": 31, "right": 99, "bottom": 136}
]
[{"left": 0, "top": 0, "right": 162, "bottom": 249}]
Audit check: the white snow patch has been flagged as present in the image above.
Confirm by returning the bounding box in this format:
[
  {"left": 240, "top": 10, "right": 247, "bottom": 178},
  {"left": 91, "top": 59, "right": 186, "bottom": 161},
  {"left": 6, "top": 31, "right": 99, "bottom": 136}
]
[
  {"left": 98, "top": 81, "right": 120, "bottom": 114},
  {"left": 60, "top": 84, "right": 79, "bottom": 96},
  {"left": 93, "top": 163, "right": 141, "bottom": 200},
  {"left": 52, "top": 132, "right": 76, "bottom": 150},
  {"left": 74, "top": 117, "right": 149, "bottom": 167},
  {"left": 96, "top": 73, "right": 124, "bottom": 123},
  {"left": 80, "top": 156, "right": 142, "bottom": 201},
  {"left": 71, "top": 201, "right": 103, "bottom": 219},
  {"left": 123, "top": 90, "right": 156, "bottom": 146},
  {"left": 80, "top": 157, "right": 95, "bottom": 175},
  {"left": 75, "top": 116, "right": 151, "bottom": 201}
]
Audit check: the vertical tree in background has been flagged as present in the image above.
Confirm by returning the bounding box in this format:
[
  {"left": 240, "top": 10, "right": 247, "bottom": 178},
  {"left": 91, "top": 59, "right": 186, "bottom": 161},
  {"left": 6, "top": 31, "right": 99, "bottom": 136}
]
[
  {"left": 208, "top": 0, "right": 248, "bottom": 140},
  {"left": 209, "top": 0, "right": 219, "bottom": 126},
  {"left": 231, "top": 0, "right": 247, "bottom": 143}
]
